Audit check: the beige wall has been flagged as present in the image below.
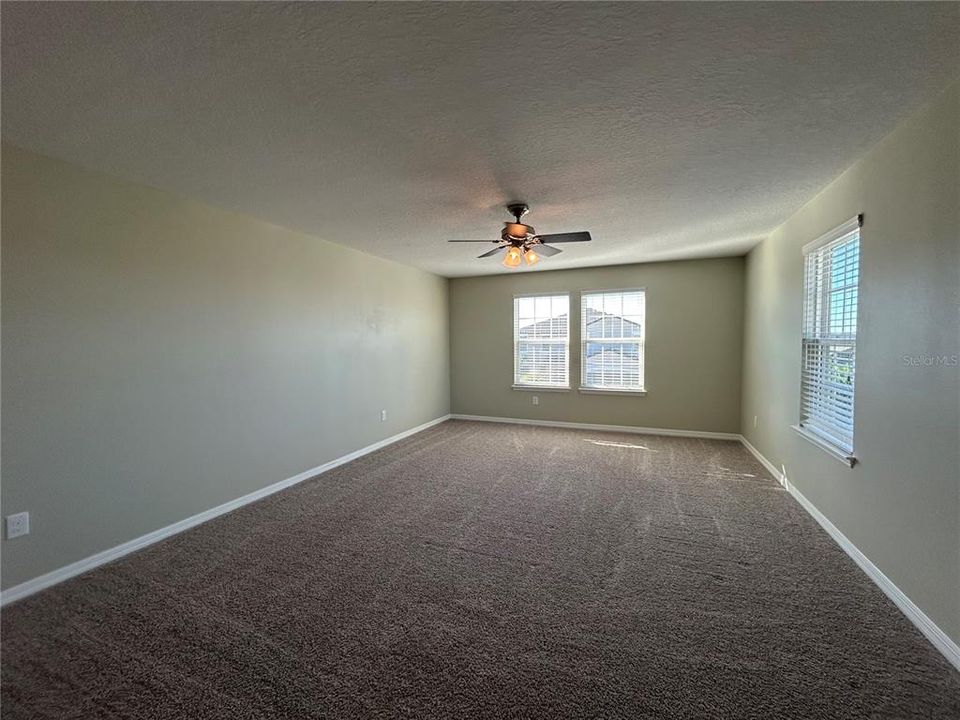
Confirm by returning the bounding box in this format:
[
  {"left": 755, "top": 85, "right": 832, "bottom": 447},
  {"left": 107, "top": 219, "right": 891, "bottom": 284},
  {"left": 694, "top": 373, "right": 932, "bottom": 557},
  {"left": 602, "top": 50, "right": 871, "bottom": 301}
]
[
  {"left": 0, "top": 144, "right": 450, "bottom": 590},
  {"left": 450, "top": 258, "right": 744, "bottom": 432},
  {"left": 741, "top": 83, "right": 959, "bottom": 642}
]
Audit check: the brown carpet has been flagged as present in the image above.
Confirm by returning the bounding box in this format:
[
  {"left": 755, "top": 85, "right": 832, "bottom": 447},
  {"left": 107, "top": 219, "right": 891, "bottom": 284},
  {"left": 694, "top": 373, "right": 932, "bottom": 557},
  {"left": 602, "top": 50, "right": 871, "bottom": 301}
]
[{"left": 2, "top": 420, "right": 958, "bottom": 718}]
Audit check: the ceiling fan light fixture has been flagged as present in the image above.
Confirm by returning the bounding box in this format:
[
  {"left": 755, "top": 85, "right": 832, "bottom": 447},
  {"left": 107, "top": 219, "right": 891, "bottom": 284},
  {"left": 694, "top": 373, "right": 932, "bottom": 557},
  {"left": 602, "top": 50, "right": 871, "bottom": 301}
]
[
  {"left": 523, "top": 248, "right": 540, "bottom": 266},
  {"left": 502, "top": 245, "right": 523, "bottom": 268}
]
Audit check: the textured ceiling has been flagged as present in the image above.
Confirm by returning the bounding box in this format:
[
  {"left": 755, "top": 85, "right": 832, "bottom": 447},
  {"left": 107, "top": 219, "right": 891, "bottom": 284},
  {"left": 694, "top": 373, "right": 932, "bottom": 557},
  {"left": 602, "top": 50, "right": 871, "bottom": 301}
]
[{"left": 3, "top": 3, "right": 958, "bottom": 277}]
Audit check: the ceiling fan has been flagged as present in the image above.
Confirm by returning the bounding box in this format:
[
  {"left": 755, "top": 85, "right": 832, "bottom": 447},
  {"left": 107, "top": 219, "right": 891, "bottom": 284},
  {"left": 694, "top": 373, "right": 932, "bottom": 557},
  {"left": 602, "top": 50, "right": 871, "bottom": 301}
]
[{"left": 448, "top": 204, "right": 592, "bottom": 268}]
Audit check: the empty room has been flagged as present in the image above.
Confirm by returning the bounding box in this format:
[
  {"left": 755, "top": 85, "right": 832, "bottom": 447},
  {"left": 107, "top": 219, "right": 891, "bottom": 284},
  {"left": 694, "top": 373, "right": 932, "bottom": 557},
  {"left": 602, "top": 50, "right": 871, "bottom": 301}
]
[{"left": 1, "top": 2, "right": 958, "bottom": 717}]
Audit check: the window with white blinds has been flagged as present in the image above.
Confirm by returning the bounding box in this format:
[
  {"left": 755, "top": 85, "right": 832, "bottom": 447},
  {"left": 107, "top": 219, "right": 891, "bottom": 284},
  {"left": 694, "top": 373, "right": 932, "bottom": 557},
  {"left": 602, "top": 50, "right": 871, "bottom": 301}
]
[
  {"left": 799, "top": 216, "right": 861, "bottom": 458},
  {"left": 513, "top": 294, "right": 570, "bottom": 387},
  {"left": 580, "top": 289, "right": 645, "bottom": 391}
]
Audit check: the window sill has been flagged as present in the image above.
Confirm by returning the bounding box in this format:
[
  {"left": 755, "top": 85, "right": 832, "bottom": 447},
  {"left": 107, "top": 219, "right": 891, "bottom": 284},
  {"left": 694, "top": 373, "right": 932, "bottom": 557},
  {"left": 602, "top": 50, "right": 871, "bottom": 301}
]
[
  {"left": 578, "top": 386, "right": 647, "bottom": 397},
  {"left": 511, "top": 384, "right": 570, "bottom": 393},
  {"left": 791, "top": 425, "right": 857, "bottom": 467}
]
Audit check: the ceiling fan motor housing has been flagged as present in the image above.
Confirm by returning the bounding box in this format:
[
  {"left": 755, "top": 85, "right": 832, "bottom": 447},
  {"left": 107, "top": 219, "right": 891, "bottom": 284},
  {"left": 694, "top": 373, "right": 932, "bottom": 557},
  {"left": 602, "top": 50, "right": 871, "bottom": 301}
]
[{"left": 503, "top": 223, "right": 535, "bottom": 242}]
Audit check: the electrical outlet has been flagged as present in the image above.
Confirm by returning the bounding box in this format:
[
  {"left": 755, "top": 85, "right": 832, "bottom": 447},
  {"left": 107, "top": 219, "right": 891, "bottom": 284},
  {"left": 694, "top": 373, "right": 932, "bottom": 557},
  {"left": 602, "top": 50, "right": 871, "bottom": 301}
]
[
  {"left": 532, "top": 395, "right": 539, "bottom": 406},
  {"left": 380, "top": 409, "right": 387, "bottom": 422},
  {"left": 753, "top": 415, "right": 758, "bottom": 429},
  {"left": 5, "top": 512, "right": 29, "bottom": 540}
]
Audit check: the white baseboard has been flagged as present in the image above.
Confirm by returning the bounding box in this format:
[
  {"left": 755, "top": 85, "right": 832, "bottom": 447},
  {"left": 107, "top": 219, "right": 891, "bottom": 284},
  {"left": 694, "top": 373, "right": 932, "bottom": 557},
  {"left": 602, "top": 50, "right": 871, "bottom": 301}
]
[
  {"left": 739, "top": 435, "right": 789, "bottom": 488},
  {"left": 739, "top": 434, "right": 960, "bottom": 672},
  {"left": 0, "top": 414, "right": 451, "bottom": 607},
  {"left": 450, "top": 414, "right": 741, "bottom": 441}
]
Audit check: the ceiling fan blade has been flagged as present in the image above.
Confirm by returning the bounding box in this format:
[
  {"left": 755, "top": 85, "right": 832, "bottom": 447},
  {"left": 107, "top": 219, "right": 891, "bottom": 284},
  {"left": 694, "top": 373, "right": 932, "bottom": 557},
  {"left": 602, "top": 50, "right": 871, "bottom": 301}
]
[
  {"left": 536, "top": 231, "right": 591, "bottom": 243},
  {"left": 477, "top": 246, "right": 507, "bottom": 258},
  {"left": 534, "top": 244, "right": 562, "bottom": 257},
  {"left": 448, "top": 239, "right": 499, "bottom": 243}
]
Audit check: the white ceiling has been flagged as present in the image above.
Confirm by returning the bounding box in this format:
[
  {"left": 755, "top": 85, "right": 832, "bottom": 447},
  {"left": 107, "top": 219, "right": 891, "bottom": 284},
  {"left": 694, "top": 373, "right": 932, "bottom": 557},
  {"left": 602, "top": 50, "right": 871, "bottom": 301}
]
[{"left": 3, "top": 3, "right": 958, "bottom": 277}]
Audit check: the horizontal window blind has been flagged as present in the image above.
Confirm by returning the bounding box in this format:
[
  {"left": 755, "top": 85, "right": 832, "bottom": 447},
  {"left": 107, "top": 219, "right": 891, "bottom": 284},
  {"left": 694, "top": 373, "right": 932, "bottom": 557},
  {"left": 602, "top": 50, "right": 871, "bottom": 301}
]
[
  {"left": 514, "top": 294, "right": 569, "bottom": 387},
  {"left": 800, "top": 218, "right": 861, "bottom": 455},
  {"left": 581, "top": 289, "right": 645, "bottom": 390}
]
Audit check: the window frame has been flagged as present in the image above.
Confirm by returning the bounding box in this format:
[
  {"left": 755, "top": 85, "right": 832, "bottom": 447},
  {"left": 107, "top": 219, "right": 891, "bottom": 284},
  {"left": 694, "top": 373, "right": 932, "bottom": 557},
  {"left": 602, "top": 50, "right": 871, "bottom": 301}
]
[
  {"left": 792, "top": 214, "right": 862, "bottom": 467},
  {"left": 512, "top": 292, "right": 571, "bottom": 390},
  {"left": 579, "top": 288, "right": 646, "bottom": 394}
]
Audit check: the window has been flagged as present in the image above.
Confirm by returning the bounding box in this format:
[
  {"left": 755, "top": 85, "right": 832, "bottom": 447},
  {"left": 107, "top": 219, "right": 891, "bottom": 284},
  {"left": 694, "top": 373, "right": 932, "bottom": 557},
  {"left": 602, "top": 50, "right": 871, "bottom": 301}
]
[
  {"left": 513, "top": 294, "right": 569, "bottom": 388},
  {"left": 798, "top": 215, "right": 861, "bottom": 462},
  {"left": 580, "top": 289, "right": 645, "bottom": 392}
]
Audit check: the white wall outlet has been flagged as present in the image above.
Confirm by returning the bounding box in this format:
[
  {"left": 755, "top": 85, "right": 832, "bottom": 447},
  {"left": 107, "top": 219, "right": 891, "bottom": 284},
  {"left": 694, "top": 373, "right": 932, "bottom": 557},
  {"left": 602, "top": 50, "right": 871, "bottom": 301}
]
[
  {"left": 753, "top": 415, "right": 758, "bottom": 429},
  {"left": 380, "top": 409, "right": 387, "bottom": 422},
  {"left": 532, "top": 395, "right": 539, "bottom": 406},
  {"left": 5, "top": 512, "right": 30, "bottom": 539}
]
